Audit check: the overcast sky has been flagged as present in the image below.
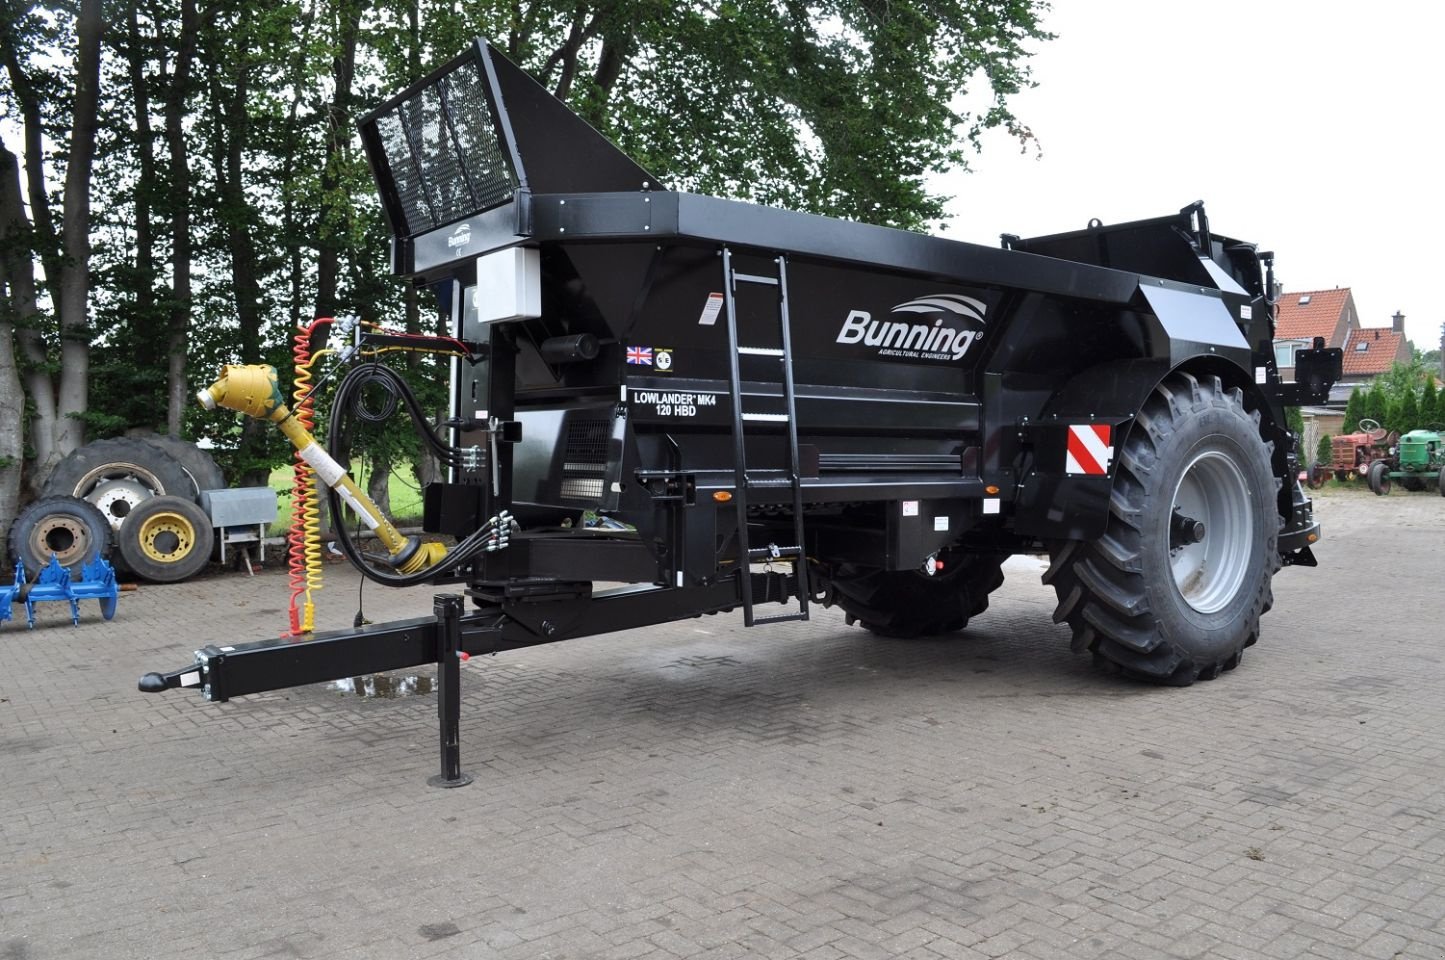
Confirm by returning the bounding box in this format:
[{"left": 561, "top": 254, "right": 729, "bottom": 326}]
[{"left": 933, "top": 0, "right": 1443, "bottom": 352}]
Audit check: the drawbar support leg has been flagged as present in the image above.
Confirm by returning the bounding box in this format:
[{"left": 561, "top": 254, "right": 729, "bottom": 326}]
[{"left": 428, "top": 593, "right": 474, "bottom": 788}]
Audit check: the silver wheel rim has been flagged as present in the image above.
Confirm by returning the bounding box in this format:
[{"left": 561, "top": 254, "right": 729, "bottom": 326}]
[
  {"left": 1170, "top": 449, "right": 1252, "bottom": 614},
  {"left": 86, "top": 479, "right": 155, "bottom": 531}
]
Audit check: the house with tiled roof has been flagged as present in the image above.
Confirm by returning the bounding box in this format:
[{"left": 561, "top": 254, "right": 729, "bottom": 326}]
[
  {"left": 1341, "top": 314, "right": 1412, "bottom": 379},
  {"left": 1272, "top": 288, "right": 1359, "bottom": 380}
]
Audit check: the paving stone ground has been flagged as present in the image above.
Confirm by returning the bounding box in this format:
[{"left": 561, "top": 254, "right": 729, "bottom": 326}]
[{"left": 2, "top": 486, "right": 1443, "bottom": 959}]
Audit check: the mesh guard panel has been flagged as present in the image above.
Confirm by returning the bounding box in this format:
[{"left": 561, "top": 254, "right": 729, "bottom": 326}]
[{"left": 370, "top": 55, "right": 516, "bottom": 237}]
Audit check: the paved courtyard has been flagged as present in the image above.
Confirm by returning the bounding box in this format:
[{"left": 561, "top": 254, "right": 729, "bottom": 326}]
[{"left": 2, "top": 487, "right": 1443, "bottom": 959}]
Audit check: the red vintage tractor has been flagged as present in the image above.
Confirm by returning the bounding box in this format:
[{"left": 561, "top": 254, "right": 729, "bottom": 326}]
[{"left": 1321, "top": 419, "right": 1395, "bottom": 484}]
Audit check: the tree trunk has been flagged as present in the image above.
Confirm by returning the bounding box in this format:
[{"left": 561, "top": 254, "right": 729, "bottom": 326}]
[
  {"left": 314, "top": 0, "right": 361, "bottom": 321},
  {"left": 0, "top": 0, "right": 103, "bottom": 487},
  {"left": 207, "top": 54, "right": 271, "bottom": 486},
  {"left": 52, "top": 0, "right": 104, "bottom": 461},
  {"left": 0, "top": 145, "right": 34, "bottom": 542},
  {"left": 163, "top": 0, "right": 199, "bottom": 435},
  {"left": 366, "top": 452, "right": 391, "bottom": 520}
]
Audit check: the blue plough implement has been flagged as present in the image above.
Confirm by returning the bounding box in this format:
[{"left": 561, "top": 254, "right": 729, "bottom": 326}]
[{"left": 0, "top": 555, "right": 120, "bottom": 628}]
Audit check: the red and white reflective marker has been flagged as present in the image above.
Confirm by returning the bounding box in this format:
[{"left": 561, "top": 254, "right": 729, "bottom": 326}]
[{"left": 1065, "top": 424, "right": 1113, "bottom": 476}]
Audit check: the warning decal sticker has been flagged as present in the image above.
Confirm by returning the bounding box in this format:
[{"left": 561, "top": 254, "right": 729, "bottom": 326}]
[
  {"left": 1065, "top": 424, "right": 1113, "bottom": 476},
  {"left": 698, "top": 292, "right": 725, "bottom": 326}
]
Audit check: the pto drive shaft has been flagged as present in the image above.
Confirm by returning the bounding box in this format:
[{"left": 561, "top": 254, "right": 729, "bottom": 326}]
[{"left": 197, "top": 363, "right": 447, "bottom": 575}]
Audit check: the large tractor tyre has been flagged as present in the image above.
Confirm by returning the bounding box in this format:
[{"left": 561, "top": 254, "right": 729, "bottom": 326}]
[
  {"left": 116, "top": 495, "right": 214, "bottom": 583},
  {"left": 1400, "top": 476, "right": 1424, "bottom": 492},
  {"left": 1043, "top": 372, "right": 1278, "bottom": 685},
  {"left": 818, "top": 552, "right": 1006, "bottom": 638},
  {"left": 8, "top": 496, "right": 112, "bottom": 576},
  {"left": 1368, "top": 461, "right": 1391, "bottom": 496},
  {"left": 1438, "top": 466, "right": 1445, "bottom": 497},
  {"left": 42, "top": 437, "right": 195, "bottom": 532},
  {"left": 136, "top": 434, "right": 226, "bottom": 498}
]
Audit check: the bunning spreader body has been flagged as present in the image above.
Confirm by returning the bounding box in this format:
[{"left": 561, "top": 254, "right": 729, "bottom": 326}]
[{"left": 142, "top": 40, "right": 1342, "bottom": 785}]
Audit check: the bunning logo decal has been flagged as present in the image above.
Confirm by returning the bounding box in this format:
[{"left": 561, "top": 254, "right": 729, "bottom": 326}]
[
  {"left": 835, "top": 293, "right": 987, "bottom": 362},
  {"left": 447, "top": 223, "right": 472, "bottom": 249}
]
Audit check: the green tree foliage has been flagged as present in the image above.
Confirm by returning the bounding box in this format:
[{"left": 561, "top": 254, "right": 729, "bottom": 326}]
[
  {"left": 1422, "top": 375, "right": 1441, "bottom": 427},
  {"left": 1315, "top": 432, "right": 1332, "bottom": 466},
  {"left": 1364, "top": 379, "right": 1388, "bottom": 431},
  {"left": 1342, "top": 386, "right": 1364, "bottom": 435},
  {"left": 8, "top": 0, "right": 1053, "bottom": 487},
  {"left": 1285, "top": 404, "right": 1304, "bottom": 439},
  {"left": 1396, "top": 386, "right": 1420, "bottom": 433}
]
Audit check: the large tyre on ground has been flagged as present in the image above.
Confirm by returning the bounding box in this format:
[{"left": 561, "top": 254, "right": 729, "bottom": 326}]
[
  {"left": 135, "top": 434, "right": 225, "bottom": 497},
  {"left": 8, "top": 496, "right": 112, "bottom": 576},
  {"left": 817, "top": 551, "right": 1006, "bottom": 638},
  {"left": 1438, "top": 466, "right": 1445, "bottom": 497},
  {"left": 116, "top": 495, "right": 214, "bottom": 583},
  {"left": 42, "top": 437, "right": 195, "bottom": 532},
  {"left": 1368, "top": 461, "right": 1391, "bottom": 496},
  {"left": 1043, "top": 372, "right": 1278, "bottom": 685}
]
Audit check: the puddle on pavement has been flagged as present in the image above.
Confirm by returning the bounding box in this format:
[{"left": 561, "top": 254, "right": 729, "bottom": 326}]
[{"left": 328, "top": 674, "right": 434, "bottom": 698}]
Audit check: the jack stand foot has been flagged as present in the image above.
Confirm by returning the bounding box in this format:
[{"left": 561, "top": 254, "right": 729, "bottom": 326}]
[{"left": 427, "top": 772, "right": 474, "bottom": 789}]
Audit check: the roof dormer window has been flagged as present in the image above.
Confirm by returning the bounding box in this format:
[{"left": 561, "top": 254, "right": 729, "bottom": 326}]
[
  {"left": 1298, "top": 295, "right": 1311, "bottom": 305},
  {"left": 1355, "top": 341, "right": 1368, "bottom": 351}
]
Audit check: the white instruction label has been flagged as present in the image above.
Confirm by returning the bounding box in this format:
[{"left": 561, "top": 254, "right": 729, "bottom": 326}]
[
  {"left": 1255, "top": 366, "right": 1268, "bottom": 384},
  {"left": 933, "top": 516, "right": 949, "bottom": 532},
  {"left": 698, "top": 292, "right": 725, "bottom": 326},
  {"left": 902, "top": 501, "right": 919, "bottom": 517},
  {"left": 297, "top": 442, "right": 346, "bottom": 488},
  {"left": 1240, "top": 304, "right": 1253, "bottom": 320},
  {"left": 982, "top": 499, "right": 1001, "bottom": 515}
]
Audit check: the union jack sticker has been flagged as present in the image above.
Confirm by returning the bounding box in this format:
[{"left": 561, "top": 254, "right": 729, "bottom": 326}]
[
  {"left": 626, "top": 345, "right": 654, "bottom": 365},
  {"left": 1065, "top": 424, "right": 1113, "bottom": 476}
]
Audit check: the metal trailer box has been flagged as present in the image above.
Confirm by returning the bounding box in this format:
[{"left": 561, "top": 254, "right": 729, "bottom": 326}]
[{"left": 200, "top": 487, "right": 278, "bottom": 564}]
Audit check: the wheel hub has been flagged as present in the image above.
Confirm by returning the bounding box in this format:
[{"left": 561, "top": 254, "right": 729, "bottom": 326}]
[
  {"left": 31, "top": 517, "right": 90, "bottom": 565},
  {"left": 87, "top": 479, "right": 155, "bottom": 531},
  {"left": 1169, "top": 450, "right": 1252, "bottom": 614},
  {"left": 137, "top": 512, "right": 195, "bottom": 563},
  {"left": 1170, "top": 511, "right": 1206, "bottom": 546}
]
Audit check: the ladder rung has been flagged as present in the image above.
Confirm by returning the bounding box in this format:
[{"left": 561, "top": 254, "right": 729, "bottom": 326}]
[
  {"left": 742, "top": 412, "right": 789, "bottom": 422},
  {"left": 751, "top": 613, "right": 809, "bottom": 625},
  {"left": 743, "top": 477, "right": 794, "bottom": 487},
  {"left": 737, "top": 346, "right": 784, "bottom": 357},
  {"left": 733, "top": 272, "right": 779, "bottom": 286}
]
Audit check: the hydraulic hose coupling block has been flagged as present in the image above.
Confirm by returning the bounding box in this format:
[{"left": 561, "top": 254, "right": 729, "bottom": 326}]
[{"left": 197, "top": 364, "right": 288, "bottom": 422}]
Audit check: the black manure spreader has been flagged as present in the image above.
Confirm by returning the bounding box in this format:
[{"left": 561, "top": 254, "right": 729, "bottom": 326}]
[{"left": 142, "top": 41, "right": 1342, "bottom": 784}]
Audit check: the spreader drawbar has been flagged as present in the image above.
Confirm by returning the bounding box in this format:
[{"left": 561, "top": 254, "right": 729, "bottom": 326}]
[{"left": 141, "top": 572, "right": 803, "bottom": 785}]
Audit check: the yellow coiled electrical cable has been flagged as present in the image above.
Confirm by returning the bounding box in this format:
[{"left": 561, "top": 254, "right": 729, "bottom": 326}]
[{"left": 285, "top": 320, "right": 333, "bottom": 636}]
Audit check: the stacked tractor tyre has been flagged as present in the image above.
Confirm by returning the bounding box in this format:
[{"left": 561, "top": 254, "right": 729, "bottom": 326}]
[{"left": 8, "top": 435, "right": 224, "bottom": 584}]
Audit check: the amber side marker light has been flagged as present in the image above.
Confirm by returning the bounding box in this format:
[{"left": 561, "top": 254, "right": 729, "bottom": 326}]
[
  {"left": 985, "top": 485, "right": 1000, "bottom": 495},
  {"left": 1307, "top": 533, "right": 1319, "bottom": 543},
  {"left": 713, "top": 491, "right": 733, "bottom": 503}
]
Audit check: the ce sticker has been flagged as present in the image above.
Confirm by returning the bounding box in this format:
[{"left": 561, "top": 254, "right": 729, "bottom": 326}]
[{"left": 654, "top": 348, "right": 674, "bottom": 372}]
